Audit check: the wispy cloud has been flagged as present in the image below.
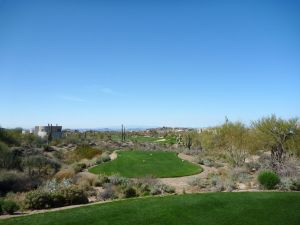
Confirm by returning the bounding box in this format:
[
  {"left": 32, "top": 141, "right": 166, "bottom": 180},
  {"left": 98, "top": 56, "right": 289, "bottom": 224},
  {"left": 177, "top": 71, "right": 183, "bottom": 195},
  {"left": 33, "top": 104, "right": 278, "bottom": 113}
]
[
  {"left": 83, "top": 85, "right": 121, "bottom": 96},
  {"left": 59, "top": 96, "right": 86, "bottom": 102},
  {"left": 100, "top": 88, "right": 115, "bottom": 95}
]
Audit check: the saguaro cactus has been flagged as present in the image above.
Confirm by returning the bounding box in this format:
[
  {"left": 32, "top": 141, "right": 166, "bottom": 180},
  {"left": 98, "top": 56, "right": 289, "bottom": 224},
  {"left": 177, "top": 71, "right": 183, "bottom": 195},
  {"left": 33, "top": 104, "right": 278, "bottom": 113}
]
[
  {"left": 47, "top": 124, "right": 53, "bottom": 145},
  {"left": 121, "top": 124, "right": 126, "bottom": 141}
]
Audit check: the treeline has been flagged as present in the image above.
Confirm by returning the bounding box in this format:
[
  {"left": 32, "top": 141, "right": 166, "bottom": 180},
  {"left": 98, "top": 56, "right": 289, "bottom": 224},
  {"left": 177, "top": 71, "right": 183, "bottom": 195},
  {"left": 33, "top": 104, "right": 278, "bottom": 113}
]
[{"left": 181, "top": 115, "right": 300, "bottom": 170}]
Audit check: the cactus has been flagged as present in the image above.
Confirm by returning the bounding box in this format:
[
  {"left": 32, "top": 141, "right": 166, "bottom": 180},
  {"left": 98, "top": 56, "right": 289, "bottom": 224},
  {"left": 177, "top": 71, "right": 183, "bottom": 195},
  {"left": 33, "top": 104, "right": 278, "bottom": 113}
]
[
  {"left": 121, "top": 124, "right": 126, "bottom": 141},
  {"left": 47, "top": 124, "right": 53, "bottom": 145}
]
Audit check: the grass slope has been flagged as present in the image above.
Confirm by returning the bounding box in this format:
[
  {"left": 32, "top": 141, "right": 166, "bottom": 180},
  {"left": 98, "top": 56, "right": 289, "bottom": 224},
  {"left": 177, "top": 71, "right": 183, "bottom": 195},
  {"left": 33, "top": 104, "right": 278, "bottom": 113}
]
[
  {"left": 1, "top": 193, "right": 299, "bottom": 225},
  {"left": 89, "top": 151, "right": 201, "bottom": 178}
]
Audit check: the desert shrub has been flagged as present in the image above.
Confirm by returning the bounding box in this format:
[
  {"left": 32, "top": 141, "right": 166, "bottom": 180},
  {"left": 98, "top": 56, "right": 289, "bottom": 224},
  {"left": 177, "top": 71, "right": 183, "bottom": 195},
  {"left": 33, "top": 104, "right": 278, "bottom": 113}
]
[
  {"left": 4, "top": 192, "right": 26, "bottom": 210},
  {"left": 150, "top": 185, "right": 161, "bottom": 195},
  {"left": 24, "top": 186, "right": 88, "bottom": 209},
  {"left": 0, "top": 142, "right": 18, "bottom": 170},
  {"left": 195, "top": 157, "right": 223, "bottom": 168},
  {"left": 209, "top": 175, "right": 225, "bottom": 192},
  {"left": 24, "top": 190, "right": 53, "bottom": 209},
  {"left": 73, "top": 163, "right": 87, "bottom": 173},
  {"left": 43, "top": 178, "right": 72, "bottom": 192},
  {"left": 290, "top": 179, "right": 300, "bottom": 191},
  {"left": 245, "top": 161, "right": 261, "bottom": 172},
  {"left": 188, "top": 177, "right": 209, "bottom": 188},
  {"left": 0, "top": 170, "right": 38, "bottom": 195},
  {"left": 94, "top": 175, "right": 109, "bottom": 187},
  {"left": 62, "top": 136, "right": 79, "bottom": 145},
  {"left": 1, "top": 200, "right": 20, "bottom": 214},
  {"left": 124, "top": 187, "right": 137, "bottom": 198},
  {"left": 0, "top": 128, "right": 20, "bottom": 146},
  {"left": 55, "top": 168, "right": 75, "bottom": 180},
  {"left": 258, "top": 171, "right": 280, "bottom": 190},
  {"left": 73, "top": 145, "right": 101, "bottom": 160},
  {"left": 100, "top": 183, "right": 117, "bottom": 200},
  {"left": 161, "top": 184, "right": 175, "bottom": 193},
  {"left": 136, "top": 183, "right": 150, "bottom": 193},
  {"left": 59, "top": 186, "right": 88, "bottom": 205},
  {"left": 230, "top": 168, "right": 252, "bottom": 183},
  {"left": 149, "top": 184, "right": 175, "bottom": 195},
  {"left": 109, "top": 176, "right": 129, "bottom": 186},
  {"left": 137, "top": 183, "right": 150, "bottom": 196},
  {"left": 278, "top": 177, "right": 295, "bottom": 191},
  {"left": 77, "top": 179, "right": 92, "bottom": 192},
  {"left": 189, "top": 173, "right": 235, "bottom": 192},
  {"left": 96, "top": 153, "right": 111, "bottom": 164},
  {"left": 75, "top": 172, "right": 98, "bottom": 188},
  {"left": 22, "top": 155, "right": 61, "bottom": 177},
  {"left": 277, "top": 156, "right": 300, "bottom": 178},
  {"left": 101, "top": 154, "right": 111, "bottom": 162},
  {"left": 50, "top": 192, "right": 65, "bottom": 208}
]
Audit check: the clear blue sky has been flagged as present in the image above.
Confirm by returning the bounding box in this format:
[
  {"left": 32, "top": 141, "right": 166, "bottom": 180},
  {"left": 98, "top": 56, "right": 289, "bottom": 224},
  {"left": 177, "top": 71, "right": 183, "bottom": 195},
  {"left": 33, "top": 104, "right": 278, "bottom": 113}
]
[{"left": 0, "top": 0, "right": 299, "bottom": 129}]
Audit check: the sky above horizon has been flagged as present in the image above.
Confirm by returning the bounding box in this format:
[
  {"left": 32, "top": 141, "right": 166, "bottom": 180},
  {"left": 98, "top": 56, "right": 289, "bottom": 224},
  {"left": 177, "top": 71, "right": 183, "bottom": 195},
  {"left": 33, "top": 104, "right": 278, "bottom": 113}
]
[{"left": 0, "top": 0, "right": 300, "bottom": 129}]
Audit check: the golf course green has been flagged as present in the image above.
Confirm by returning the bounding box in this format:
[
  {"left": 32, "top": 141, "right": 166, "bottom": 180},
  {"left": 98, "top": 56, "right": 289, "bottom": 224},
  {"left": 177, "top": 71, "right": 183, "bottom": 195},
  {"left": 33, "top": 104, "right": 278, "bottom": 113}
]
[{"left": 89, "top": 151, "right": 202, "bottom": 178}]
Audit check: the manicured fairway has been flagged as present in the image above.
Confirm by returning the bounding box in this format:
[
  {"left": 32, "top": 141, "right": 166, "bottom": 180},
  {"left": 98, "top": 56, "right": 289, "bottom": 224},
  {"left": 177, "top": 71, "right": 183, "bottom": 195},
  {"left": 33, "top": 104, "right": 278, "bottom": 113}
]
[
  {"left": 1, "top": 193, "right": 299, "bottom": 225},
  {"left": 89, "top": 151, "right": 202, "bottom": 178}
]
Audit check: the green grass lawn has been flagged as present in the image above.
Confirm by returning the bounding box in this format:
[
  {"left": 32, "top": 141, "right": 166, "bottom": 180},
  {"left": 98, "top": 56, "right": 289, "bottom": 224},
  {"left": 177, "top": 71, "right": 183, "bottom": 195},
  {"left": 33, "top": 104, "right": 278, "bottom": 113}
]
[
  {"left": 89, "top": 151, "right": 202, "bottom": 178},
  {"left": 1, "top": 193, "right": 299, "bottom": 225}
]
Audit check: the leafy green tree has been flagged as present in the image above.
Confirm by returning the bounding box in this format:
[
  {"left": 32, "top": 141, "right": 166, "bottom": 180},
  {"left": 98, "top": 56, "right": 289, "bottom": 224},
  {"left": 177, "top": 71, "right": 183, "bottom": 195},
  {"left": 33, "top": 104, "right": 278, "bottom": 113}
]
[
  {"left": 217, "top": 121, "right": 250, "bottom": 167},
  {"left": 0, "top": 142, "right": 21, "bottom": 170},
  {"left": 0, "top": 128, "right": 20, "bottom": 146},
  {"left": 253, "top": 115, "right": 299, "bottom": 168},
  {"left": 22, "top": 155, "right": 61, "bottom": 177}
]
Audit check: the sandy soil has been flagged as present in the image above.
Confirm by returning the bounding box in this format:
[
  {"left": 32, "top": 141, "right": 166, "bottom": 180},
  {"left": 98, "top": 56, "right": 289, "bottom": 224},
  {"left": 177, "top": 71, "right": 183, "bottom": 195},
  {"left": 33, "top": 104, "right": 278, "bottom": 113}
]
[
  {"left": 110, "top": 151, "right": 118, "bottom": 160},
  {"left": 159, "top": 153, "right": 217, "bottom": 193}
]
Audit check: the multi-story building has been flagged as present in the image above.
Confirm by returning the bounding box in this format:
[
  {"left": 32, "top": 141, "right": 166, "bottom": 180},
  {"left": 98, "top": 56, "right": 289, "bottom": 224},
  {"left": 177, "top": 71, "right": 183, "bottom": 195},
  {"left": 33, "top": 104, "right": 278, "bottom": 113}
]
[{"left": 34, "top": 124, "right": 62, "bottom": 139}]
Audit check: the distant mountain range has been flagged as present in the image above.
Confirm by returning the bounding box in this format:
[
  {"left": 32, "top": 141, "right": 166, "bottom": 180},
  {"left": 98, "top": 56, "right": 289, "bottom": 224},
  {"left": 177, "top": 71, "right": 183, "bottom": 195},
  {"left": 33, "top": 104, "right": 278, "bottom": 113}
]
[{"left": 68, "top": 126, "right": 158, "bottom": 132}]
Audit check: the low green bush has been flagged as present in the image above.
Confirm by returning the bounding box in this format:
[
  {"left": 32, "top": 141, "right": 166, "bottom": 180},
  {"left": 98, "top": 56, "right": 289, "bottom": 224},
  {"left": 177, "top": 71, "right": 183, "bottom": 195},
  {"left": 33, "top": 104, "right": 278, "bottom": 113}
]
[
  {"left": 24, "top": 190, "right": 53, "bottom": 209},
  {"left": 59, "top": 186, "right": 89, "bottom": 205},
  {"left": 258, "top": 171, "right": 280, "bottom": 190},
  {"left": 24, "top": 186, "right": 88, "bottom": 210},
  {"left": 1, "top": 200, "right": 19, "bottom": 214},
  {"left": 124, "top": 187, "right": 137, "bottom": 198}
]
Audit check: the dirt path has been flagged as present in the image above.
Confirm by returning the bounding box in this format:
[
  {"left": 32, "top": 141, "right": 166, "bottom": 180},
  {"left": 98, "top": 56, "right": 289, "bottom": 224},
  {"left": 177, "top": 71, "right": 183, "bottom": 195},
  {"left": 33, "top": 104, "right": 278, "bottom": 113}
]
[{"left": 159, "top": 153, "right": 217, "bottom": 193}]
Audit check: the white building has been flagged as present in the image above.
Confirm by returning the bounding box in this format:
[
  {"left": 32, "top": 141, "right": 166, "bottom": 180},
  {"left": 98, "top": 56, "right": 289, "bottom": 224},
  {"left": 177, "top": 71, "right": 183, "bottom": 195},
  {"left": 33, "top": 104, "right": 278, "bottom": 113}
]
[{"left": 34, "top": 125, "right": 62, "bottom": 139}]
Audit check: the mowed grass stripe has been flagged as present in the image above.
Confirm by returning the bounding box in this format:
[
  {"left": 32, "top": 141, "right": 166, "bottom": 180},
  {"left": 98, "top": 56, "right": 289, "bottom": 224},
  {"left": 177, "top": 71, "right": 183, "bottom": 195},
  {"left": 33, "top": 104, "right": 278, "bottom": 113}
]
[
  {"left": 89, "top": 151, "right": 202, "bottom": 178},
  {"left": 1, "top": 193, "right": 299, "bottom": 225}
]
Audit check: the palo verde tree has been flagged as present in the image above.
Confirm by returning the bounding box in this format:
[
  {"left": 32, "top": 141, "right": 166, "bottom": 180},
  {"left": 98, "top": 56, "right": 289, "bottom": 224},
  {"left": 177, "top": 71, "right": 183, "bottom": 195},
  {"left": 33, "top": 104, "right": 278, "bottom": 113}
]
[
  {"left": 217, "top": 121, "right": 250, "bottom": 167},
  {"left": 182, "top": 131, "right": 202, "bottom": 151},
  {"left": 252, "top": 115, "right": 299, "bottom": 169}
]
